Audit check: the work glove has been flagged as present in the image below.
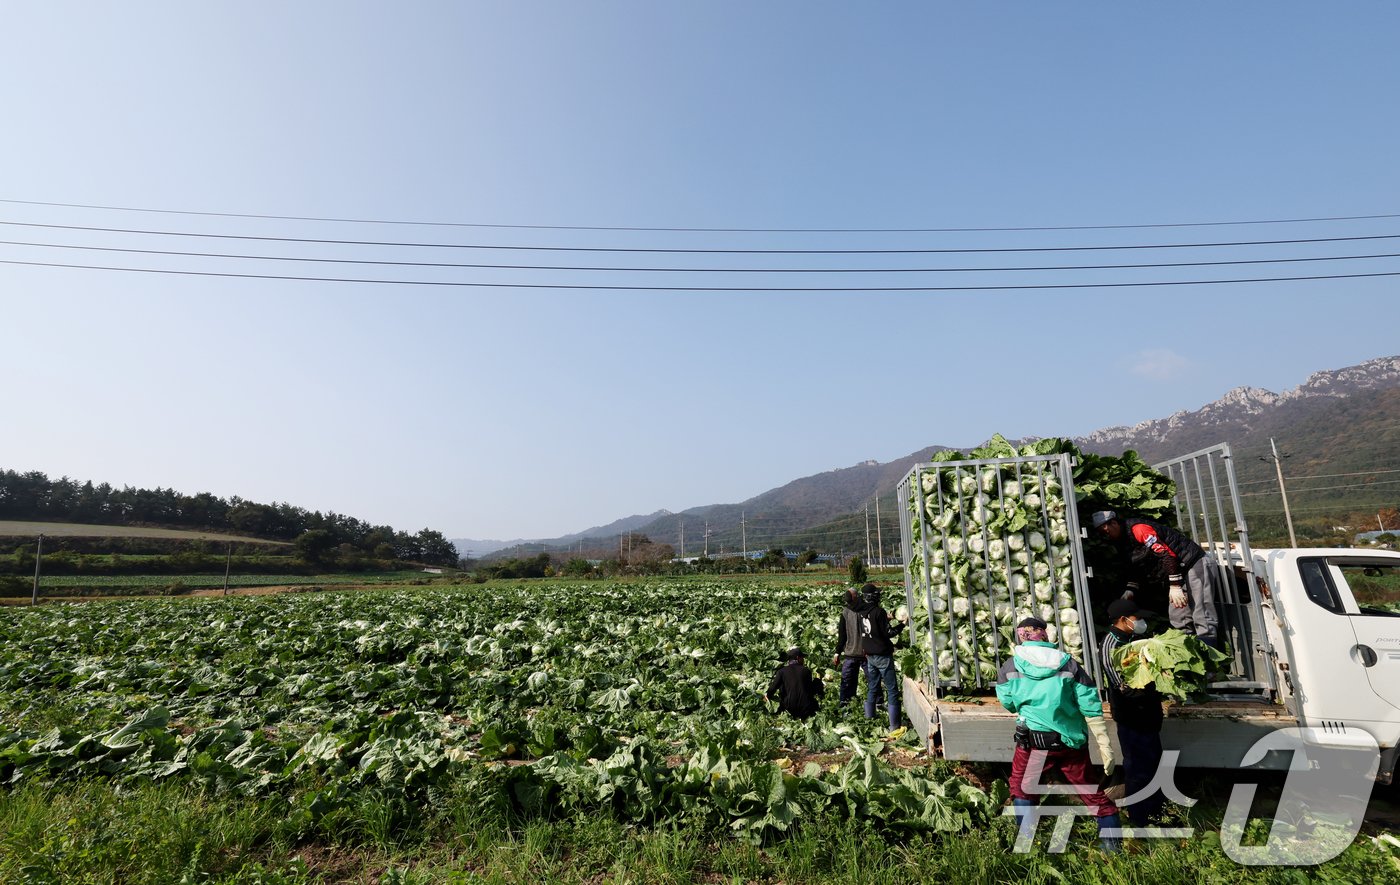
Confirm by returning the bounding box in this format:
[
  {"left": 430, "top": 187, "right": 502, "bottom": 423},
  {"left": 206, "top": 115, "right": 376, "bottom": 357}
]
[
  {"left": 1168, "top": 574, "right": 1188, "bottom": 609},
  {"left": 1085, "top": 715, "right": 1118, "bottom": 777},
  {"left": 832, "top": 655, "right": 840, "bottom": 668},
  {"left": 1101, "top": 767, "right": 1128, "bottom": 802},
  {"left": 1099, "top": 754, "right": 1128, "bottom": 802}
]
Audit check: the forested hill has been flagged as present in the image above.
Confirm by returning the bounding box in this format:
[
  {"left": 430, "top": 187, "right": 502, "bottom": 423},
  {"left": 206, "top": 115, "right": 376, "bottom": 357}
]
[{"left": 0, "top": 470, "right": 459, "bottom": 566}]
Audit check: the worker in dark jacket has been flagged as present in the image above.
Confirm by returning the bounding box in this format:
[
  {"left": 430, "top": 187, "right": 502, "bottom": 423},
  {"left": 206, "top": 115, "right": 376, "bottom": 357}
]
[
  {"left": 831, "top": 586, "right": 866, "bottom": 705},
  {"left": 1100, "top": 595, "right": 1166, "bottom": 825},
  {"left": 1091, "top": 510, "right": 1219, "bottom": 648},
  {"left": 764, "top": 647, "right": 824, "bottom": 720},
  {"left": 854, "top": 583, "right": 904, "bottom": 728}
]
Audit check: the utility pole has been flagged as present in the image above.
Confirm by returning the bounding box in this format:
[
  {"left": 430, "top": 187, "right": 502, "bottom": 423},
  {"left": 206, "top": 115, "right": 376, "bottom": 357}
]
[
  {"left": 864, "top": 505, "right": 872, "bottom": 564},
  {"left": 1380, "top": 513, "right": 1387, "bottom": 533},
  {"left": 31, "top": 534, "right": 43, "bottom": 606},
  {"left": 223, "top": 542, "right": 232, "bottom": 596},
  {"left": 875, "top": 496, "right": 884, "bottom": 568},
  {"left": 741, "top": 511, "right": 747, "bottom": 560},
  {"left": 680, "top": 521, "right": 685, "bottom": 558},
  {"left": 1264, "top": 438, "right": 1299, "bottom": 548},
  {"left": 704, "top": 520, "right": 710, "bottom": 558}
]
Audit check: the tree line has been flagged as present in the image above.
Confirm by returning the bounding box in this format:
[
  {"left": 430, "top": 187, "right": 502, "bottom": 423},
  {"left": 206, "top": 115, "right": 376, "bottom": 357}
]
[
  {"left": 0, "top": 469, "right": 459, "bottom": 566},
  {"left": 474, "top": 537, "right": 833, "bottom": 580}
]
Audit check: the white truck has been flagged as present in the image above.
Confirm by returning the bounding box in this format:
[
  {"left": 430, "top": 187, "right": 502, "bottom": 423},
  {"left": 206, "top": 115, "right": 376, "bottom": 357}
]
[{"left": 897, "top": 442, "right": 1400, "bottom": 784}]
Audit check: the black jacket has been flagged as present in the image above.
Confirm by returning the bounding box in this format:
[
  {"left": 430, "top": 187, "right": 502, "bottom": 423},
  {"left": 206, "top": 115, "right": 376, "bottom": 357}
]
[
  {"left": 766, "top": 660, "right": 824, "bottom": 719},
  {"left": 853, "top": 597, "right": 903, "bottom": 656},
  {"left": 1101, "top": 626, "right": 1164, "bottom": 732}
]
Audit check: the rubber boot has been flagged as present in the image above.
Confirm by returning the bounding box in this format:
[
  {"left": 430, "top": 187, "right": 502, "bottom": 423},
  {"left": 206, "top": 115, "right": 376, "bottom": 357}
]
[
  {"left": 1097, "top": 813, "right": 1122, "bottom": 854},
  {"left": 864, "top": 697, "right": 876, "bottom": 718},
  {"left": 887, "top": 702, "right": 900, "bottom": 729},
  {"left": 1012, "top": 798, "right": 1037, "bottom": 843}
]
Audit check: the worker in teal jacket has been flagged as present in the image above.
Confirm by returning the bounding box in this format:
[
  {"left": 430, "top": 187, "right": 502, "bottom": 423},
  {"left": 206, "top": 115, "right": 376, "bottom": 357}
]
[{"left": 996, "top": 616, "right": 1122, "bottom": 853}]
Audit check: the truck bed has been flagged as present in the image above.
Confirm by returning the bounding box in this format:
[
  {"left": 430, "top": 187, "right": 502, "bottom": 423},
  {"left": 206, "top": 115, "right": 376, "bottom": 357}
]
[{"left": 904, "top": 677, "right": 1297, "bottom": 769}]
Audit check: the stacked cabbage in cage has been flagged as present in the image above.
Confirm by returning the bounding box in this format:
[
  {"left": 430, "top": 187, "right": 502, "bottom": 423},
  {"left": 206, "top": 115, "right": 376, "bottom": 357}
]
[
  {"left": 902, "top": 435, "right": 1176, "bottom": 690},
  {"left": 905, "top": 444, "right": 1079, "bottom": 687}
]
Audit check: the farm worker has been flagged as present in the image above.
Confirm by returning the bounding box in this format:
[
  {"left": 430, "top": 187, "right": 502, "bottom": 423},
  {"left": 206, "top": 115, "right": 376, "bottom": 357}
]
[
  {"left": 1090, "top": 510, "right": 1219, "bottom": 650},
  {"left": 1100, "top": 595, "right": 1166, "bottom": 825},
  {"left": 764, "top": 647, "right": 824, "bottom": 720},
  {"left": 996, "top": 616, "right": 1122, "bottom": 853},
  {"left": 854, "top": 583, "right": 905, "bottom": 728},
  {"left": 831, "top": 586, "right": 867, "bottom": 705}
]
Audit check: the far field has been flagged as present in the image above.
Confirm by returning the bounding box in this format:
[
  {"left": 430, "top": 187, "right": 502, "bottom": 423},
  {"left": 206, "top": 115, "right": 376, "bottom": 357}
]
[
  {"left": 0, "top": 520, "right": 288, "bottom": 545},
  {"left": 31, "top": 572, "right": 438, "bottom": 589}
]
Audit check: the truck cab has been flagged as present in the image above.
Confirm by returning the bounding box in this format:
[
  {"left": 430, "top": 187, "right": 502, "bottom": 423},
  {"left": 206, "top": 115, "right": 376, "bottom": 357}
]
[{"left": 1255, "top": 547, "right": 1400, "bottom": 781}]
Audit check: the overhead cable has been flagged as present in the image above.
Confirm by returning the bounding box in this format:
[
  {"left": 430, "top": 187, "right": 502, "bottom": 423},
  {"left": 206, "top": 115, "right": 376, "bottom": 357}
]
[
  {"left": 5, "top": 219, "right": 1400, "bottom": 254},
  {"left": 5, "top": 237, "right": 1400, "bottom": 274},
  {"left": 4, "top": 197, "right": 1400, "bottom": 234},
  {"left": 6, "top": 258, "right": 1400, "bottom": 291}
]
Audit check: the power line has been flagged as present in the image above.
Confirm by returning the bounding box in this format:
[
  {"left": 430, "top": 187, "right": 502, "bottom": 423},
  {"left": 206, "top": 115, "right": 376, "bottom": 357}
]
[
  {"left": 6, "top": 196, "right": 1400, "bottom": 233},
  {"left": 1228, "top": 424, "right": 1400, "bottom": 460},
  {"left": 1239, "top": 478, "right": 1400, "bottom": 498},
  {"left": 1236, "top": 466, "right": 1400, "bottom": 487},
  {"left": 1245, "top": 501, "right": 1399, "bottom": 518},
  {"left": 7, "top": 258, "right": 1400, "bottom": 291},
  {"left": 7, "top": 237, "right": 1400, "bottom": 275},
  {"left": 5, "top": 219, "right": 1400, "bottom": 255}
]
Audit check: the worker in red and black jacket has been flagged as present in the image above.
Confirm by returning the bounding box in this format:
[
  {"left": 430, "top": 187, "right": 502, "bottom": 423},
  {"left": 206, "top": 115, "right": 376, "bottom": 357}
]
[{"left": 1091, "top": 510, "right": 1219, "bottom": 649}]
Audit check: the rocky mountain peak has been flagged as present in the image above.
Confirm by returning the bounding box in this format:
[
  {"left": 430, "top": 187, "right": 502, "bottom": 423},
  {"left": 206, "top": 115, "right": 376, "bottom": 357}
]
[
  {"left": 1080, "top": 354, "right": 1400, "bottom": 449},
  {"left": 1280, "top": 355, "right": 1400, "bottom": 402}
]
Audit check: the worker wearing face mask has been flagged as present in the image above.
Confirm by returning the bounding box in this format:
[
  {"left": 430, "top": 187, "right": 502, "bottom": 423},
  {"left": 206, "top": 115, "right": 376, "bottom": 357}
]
[{"left": 1100, "top": 595, "right": 1166, "bottom": 825}]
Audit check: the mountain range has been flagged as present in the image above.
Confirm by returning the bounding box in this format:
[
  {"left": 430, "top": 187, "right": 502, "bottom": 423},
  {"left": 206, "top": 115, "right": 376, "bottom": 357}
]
[{"left": 463, "top": 354, "right": 1400, "bottom": 559}]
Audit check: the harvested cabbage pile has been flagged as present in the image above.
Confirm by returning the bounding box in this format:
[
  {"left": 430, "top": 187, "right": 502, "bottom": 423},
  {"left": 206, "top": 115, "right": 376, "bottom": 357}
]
[
  {"left": 901, "top": 434, "right": 1176, "bottom": 691},
  {"left": 1110, "top": 628, "right": 1231, "bottom": 703}
]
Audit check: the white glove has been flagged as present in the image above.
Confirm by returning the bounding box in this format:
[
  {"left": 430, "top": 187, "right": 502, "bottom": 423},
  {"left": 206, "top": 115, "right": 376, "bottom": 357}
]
[
  {"left": 1085, "top": 716, "right": 1117, "bottom": 776},
  {"left": 1168, "top": 576, "right": 1188, "bottom": 609}
]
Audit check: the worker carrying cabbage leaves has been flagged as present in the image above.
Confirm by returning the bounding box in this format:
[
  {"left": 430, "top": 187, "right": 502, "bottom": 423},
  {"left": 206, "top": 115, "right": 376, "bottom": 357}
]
[
  {"left": 996, "top": 616, "right": 1122, "bottom": 853},
  {"left": 1090, "top": 510, "right": 1219, "bottom": 650},
  {"left": 1100, "top": 595, "right": 1166, "bottom": 826}
]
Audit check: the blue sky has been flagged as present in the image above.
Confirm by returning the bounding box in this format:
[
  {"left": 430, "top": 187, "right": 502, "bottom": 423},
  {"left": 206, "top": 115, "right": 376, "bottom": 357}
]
[{"left": 3, "top": 3, "right": 1399, "bottom": 540}]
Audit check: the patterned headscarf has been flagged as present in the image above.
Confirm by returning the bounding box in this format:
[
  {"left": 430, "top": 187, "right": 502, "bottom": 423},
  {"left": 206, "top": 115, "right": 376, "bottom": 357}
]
[{"left": 1015, "top": 617, "right": 1049, "bottom": 643}]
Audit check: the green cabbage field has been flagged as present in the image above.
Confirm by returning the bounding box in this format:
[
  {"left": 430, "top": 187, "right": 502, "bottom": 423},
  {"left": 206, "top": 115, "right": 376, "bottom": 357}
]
[
  {"left": 0, "top": 579, "right": 1396, "bottom": 883},
  {"left": 0, "top": 582, "right": 1000, "bottom": 853}
]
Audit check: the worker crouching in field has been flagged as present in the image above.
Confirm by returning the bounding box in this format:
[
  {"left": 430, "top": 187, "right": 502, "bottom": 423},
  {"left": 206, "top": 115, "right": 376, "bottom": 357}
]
[
  {"left": 764, "top": 647, "right": 824, "bottom": 720},
  {"left": 996, "top": 617, "right": 1123, "bottom": 853}
]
